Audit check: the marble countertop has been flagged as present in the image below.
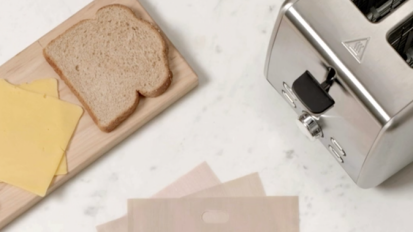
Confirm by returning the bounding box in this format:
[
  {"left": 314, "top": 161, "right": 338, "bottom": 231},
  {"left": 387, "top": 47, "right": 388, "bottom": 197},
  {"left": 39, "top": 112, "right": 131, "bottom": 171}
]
[{"left": 2, "top": 0, "right": 413, "bottom": 231}]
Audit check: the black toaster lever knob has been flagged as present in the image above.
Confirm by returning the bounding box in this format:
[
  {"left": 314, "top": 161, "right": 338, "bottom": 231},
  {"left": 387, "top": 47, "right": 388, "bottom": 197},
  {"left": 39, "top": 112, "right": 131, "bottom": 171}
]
[{"left": 292, "top": 70, "right": 335, "bottom": 114}]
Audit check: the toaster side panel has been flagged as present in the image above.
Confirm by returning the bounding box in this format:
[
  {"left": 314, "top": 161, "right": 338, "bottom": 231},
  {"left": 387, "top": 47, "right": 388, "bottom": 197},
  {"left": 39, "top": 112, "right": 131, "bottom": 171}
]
[
  {"left": 266, "top": 12, "right": 382, "bottom": 182},
  {"left": 265, "top": 0, "right": 298, "bottom": 78},
  {"left": 358, "top": 102, "right": 413, "bottom": 188}
]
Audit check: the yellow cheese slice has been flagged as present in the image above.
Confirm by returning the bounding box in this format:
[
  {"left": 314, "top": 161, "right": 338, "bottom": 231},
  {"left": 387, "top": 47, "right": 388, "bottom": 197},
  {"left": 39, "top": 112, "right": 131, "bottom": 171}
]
[
  {"left": 18, "top": 79, "right": 67, "bottom": 175},
  {"left": 0, "top": 79, "right": 83, "bottom": 196},
  {"left": 18, "top": 79, "right": 59, "bottom": 98}
]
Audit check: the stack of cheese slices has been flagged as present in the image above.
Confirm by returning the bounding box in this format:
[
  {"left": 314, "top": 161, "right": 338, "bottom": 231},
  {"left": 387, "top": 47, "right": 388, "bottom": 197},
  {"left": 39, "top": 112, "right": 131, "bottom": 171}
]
[{"left": 0, "top": 78, "right": 82, "bottom": 196}]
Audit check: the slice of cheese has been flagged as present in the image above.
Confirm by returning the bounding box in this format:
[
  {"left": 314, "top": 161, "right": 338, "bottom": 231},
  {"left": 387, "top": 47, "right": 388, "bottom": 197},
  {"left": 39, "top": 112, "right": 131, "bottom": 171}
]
[
  {"left": 18, "top": 79, "right": 59, "bottom": 98},
  {"left": 18, "top": 79, "right": 67, "bottom": 175},
  {"left": 0, "top": 79, "right": 83, "bottom": 196}
]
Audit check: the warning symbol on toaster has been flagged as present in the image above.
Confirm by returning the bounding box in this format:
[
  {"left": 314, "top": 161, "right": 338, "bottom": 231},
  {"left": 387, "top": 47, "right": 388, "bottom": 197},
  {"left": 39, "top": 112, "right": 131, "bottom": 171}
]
[{"left": 343, "top": 38, "right": 370, "bottom": 63}]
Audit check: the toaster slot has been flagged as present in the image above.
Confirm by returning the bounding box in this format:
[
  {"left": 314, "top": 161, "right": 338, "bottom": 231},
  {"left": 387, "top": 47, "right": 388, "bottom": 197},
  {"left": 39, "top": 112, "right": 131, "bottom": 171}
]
[
  {"left": 352, "top": 0, "right": 407, "bottom": 22},
  {"left": 388, "top": 16, "right": 413, "bottom": 68}
]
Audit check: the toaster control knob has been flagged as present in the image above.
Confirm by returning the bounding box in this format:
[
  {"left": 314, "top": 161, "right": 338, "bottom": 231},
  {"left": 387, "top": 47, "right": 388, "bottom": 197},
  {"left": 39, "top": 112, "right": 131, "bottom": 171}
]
[{"left": 296, "top": 112, "right": 323, "bottom": 141}]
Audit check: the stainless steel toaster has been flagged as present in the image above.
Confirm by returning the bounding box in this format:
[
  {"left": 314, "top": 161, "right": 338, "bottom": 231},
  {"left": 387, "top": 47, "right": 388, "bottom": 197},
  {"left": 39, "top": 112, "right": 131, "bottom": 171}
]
[{"left": 265, "top": 0, "right": 413, "bottom": 188}]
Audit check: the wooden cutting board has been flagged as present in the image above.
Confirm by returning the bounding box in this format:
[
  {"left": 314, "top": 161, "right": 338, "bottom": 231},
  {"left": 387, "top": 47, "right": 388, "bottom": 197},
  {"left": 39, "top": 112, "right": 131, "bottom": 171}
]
[{"left": 0, "top": 0, "right": 198, "bottom": 229}]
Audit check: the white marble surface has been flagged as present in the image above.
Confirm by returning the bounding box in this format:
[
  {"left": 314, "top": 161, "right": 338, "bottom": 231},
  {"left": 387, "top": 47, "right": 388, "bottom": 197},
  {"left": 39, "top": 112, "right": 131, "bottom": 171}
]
[{"left": 2, "top": 0, "right": 413, "bottom": 231}]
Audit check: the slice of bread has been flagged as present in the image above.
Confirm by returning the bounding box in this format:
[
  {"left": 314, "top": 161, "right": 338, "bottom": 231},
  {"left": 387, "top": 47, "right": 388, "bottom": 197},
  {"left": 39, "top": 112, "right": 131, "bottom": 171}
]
[{"left": 44, "top": 4, "right": 172, "bottom": 132}]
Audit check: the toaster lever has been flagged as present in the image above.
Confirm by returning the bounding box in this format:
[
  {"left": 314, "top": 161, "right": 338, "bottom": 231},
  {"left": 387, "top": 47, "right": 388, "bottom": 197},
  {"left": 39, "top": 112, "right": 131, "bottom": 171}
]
[
  {"left": 320, "top": 68, "right": 337, "bottom": 93},
  {"left": 292, "top": 69, "right": 335, "bottom": 114}
]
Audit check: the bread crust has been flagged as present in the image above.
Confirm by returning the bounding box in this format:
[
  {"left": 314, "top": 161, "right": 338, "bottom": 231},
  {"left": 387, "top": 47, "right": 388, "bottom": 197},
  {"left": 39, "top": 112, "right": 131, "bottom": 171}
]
[{"left": 43, "top": 4, "right": 173, "bottom": 132}]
